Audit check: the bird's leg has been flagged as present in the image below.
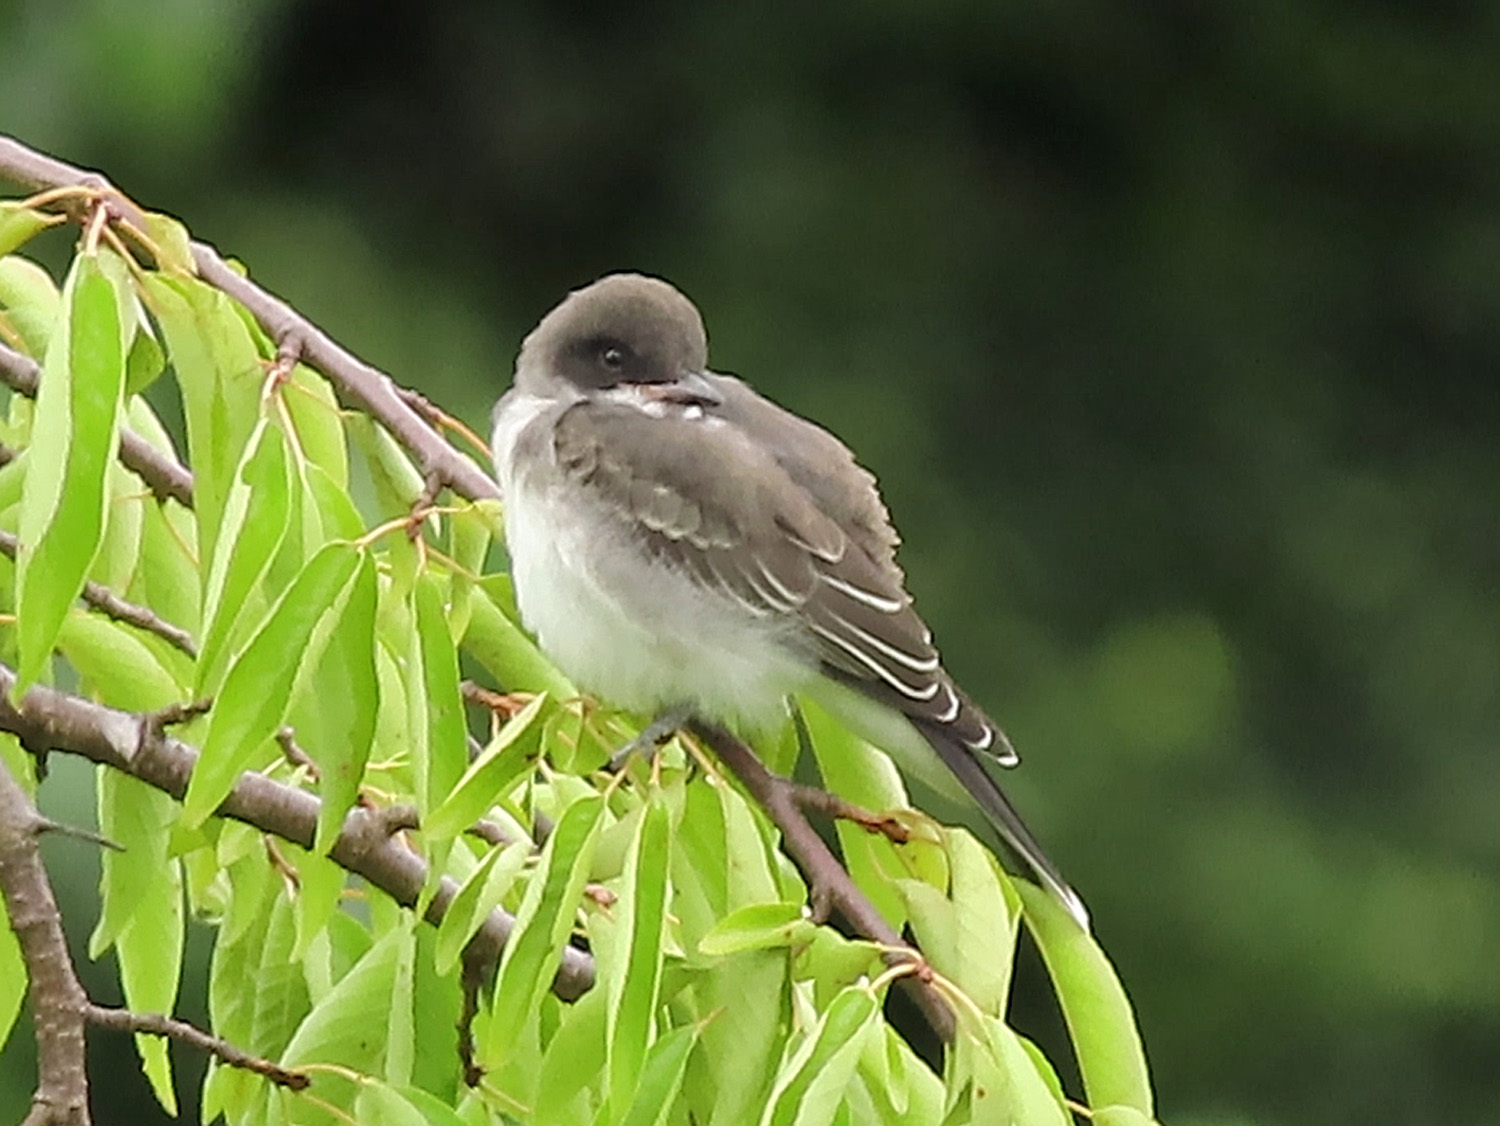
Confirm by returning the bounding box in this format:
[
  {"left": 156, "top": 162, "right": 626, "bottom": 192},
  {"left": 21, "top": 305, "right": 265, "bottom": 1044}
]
[{"left": 608, "top": 707, "right": 693, "bottom": 771}]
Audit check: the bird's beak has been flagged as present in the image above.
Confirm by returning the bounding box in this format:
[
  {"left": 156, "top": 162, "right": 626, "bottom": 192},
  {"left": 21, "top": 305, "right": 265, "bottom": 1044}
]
[{"left": 639, "top": 370, "right": 723, "bottom": 408}]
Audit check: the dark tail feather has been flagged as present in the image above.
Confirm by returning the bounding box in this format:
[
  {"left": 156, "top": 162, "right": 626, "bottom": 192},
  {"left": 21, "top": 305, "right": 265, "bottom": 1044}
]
[{"left": 920, "top": 725, "right": 1090, "bottom": 929}]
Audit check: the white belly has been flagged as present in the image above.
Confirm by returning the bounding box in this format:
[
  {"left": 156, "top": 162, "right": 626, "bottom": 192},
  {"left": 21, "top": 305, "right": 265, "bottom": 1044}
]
[{"left": 494, "top": 394, "right": 812, "bottom": 730}]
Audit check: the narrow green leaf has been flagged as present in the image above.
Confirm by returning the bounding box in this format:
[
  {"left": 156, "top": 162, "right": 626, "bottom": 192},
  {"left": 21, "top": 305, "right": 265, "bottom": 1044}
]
[
  {"left": 196, "top": 420, "right": 292, "bottom": 694},
  {"left": 282, "top": 921, "right": 414, "bottom": 1073},
  {"left": 434, "top": 839, "right": 531, "bottom": 976},
  {"left": 617, "top": 1024, "right": 699, "bottom": 1126},
  {"left": 606, "top": 796, "right": 672, "bottom": 1119},
  {"left": 304, "top": 551, "right": 379, "bottom": 854},
  {"left": 348, "top": 413, "right": 426, "bottom": 512},
  {"left": 447, "top": 502, "right": 494, "bottom": 642},
  {"left": 139, "top": 209, "right": 196, "bottom": 274},
  {"left": 762, "top": 986, "right": 880, "bottom": 1126},
  {"left": 183, "top": 543, "right": 362, "bottom": 827},
  {"left": 487, "top": 794, "right": 606, "bottom": 1068},
  {"left": 124, "top": 315, "right": 166, "bottom": 394},
  {"left": 0, "top": 254, "right": 60, "bottom": 357},
  {"left": 284, "top": 363, "right": 349, "bottom": 489},
  {"left": 137, "top": 273, "right": 263, "bottom": 568},
  {"left": 91, "top": 767, "right": 179, "bottom": 956},
  {"left": 1018, "top": 883, "right": 1155, "bottom": 1117},
  {"left": 117, "top": 850, "right": 184, "bottom": 1114},
  {"left": 87, "top": 461, "right": 141, "bottom": 601},
  {"left": 694, "top": 949, "right": 788, "bottom": 1125},
  {"left": 465, "top": 577, "right": 576, "bottom": 698},
  {"left": 412, "top": 572, "right": 468, "bottom": 817},
  {"left": 131, "top": 493, "right": 200, "bottom": 637},
  {"left": 423, "top": 692, "right": 549, "bottom": 842},
  {"left": 698, "top": 902, "right": 813, "bottom": 957},
  {"left": 58, "top": 612, "right": 186, "bottom": 714},
  {"left": 534, "top": 984, "right": 608, "bottom": 1126},
  {"left": 15, "top": 255, "right": 126, "bottom": 695},
  {"left": 0, "top": 204, "right": 59, "bottom": 257}
]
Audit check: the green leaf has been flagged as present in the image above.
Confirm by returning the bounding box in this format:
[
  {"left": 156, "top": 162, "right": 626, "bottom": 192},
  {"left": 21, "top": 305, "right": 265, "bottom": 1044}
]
[
  {"left": 423, "top": 692, "right": 549, "bottom": 842},
  {"left": 15, "top": 254, "right": 126, "bottom": 695},
  {"left": 534, "top": 984, "right": 608, "bottom": 1126},
  {"left": 302, "top": 551, "right": 379, "bottom": 854},
  {"left": 606, "top": 795, "right": 672, "bottom": 1119},
  {"left": 486, "top": 793, "right": 606, "bottom": 1068},
  {"left": 411, "top": 572, "right": 468, "bottom": 817},
  {"left": 692, "top": 948, "right": 788, "bottom": 1125},
  {"left": 183, "top": 543, "right": 362, "bottom": 827},
  {"left": 124, "top": 318, "right": 166, "bottom": 394},
  {"left": 117, "top": 848, "right": 185, "bottom": 1114},
  {"left": 0, "top": 204, "right": 59, "bottom": 258},
  {"left": 196, "top": 420, "right": 292, "bottom": 694},
  {"left": 283, "top": 363, "right": 349, "bottom": 490},
  {"left": 90, "top": 457, "right": 145, "bottom": 593},
  {"left": 447, "top": 502, "right": 494, "bottom": 642},
  {"left": 617, "top": 1023, "right": 699, "bottom": 1126},
  {"left": 465, "top": 577, "right": 576, "bottom": 698},
  {"left": 139, "top": 209, "right": 196, "bottom": 274},
  {"left": 348, "top": 413, "right": 426, "bottom": 513},
  {"left": 283, "top": 921, "right": 416, "bottom": 1076},
  {"left": 58, "top": 612, "right": 186, "bottom": 713},
  {"left": 698, "top": 902, "right": 813, "bottom": 957},
  {"left": 1018, "top": 883, "right": 1155, "bottom": 1117},
  {"left": 761, "top": 985, "right": 880, "bottom": 1126},
  {"left": 137, "top": 272, "right": 263, "bottom": 569},
  {"left": 434, "top": 838, "right": 531, "bottom": 976},
  {"left": 0, "top": 254, "right": 60, "bottom": 357},
  {"left": 131, "top": 492, "right": 200, "bottom": 636},
  {"left": 91, "top": 767, "right": 180, "bottom": 955}
]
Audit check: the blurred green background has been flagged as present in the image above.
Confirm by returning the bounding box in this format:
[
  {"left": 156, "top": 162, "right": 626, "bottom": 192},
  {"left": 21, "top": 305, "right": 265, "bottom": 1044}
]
[{"left": 2, "top": 0, "right": 1498, "bottom": 1123}]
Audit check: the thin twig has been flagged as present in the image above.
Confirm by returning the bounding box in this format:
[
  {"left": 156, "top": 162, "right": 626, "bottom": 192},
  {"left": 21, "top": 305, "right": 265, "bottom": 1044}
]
[
  {"left": 0, "top": 531, "right": 198, "bottom": 658},
  {"left": 86, "top": 1005, "right": 309, "bottom": 1090},
  {"left": 689, "top": 721, "right": 956, "bottom": 1043}
]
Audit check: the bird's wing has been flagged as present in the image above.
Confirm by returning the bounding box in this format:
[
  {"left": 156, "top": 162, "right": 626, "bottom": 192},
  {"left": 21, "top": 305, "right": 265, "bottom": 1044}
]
[{"left": 551, "top": 396, "right": 1013, "bottom": 762}]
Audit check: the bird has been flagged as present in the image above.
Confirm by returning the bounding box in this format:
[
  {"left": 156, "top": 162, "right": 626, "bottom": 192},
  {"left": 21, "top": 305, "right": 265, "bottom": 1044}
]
[{"left": 490, "top": 273, "right": 1087, "bottom": 928}]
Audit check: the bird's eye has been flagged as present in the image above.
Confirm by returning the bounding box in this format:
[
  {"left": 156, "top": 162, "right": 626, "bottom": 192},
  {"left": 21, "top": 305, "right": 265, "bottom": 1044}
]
[{"left": 601, "top": 346, "right": 625, "bottom": 369}]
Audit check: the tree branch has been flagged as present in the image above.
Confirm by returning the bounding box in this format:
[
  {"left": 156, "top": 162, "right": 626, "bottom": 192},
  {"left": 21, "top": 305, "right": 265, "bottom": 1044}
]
[
  {"left": 0, "top": 761, "right": 91, "bottom": 1125},
  {"left": 0, "top": 133, "right": 496, "bottom": 507},
  {"left": 688, "top": 721, "right": 956, "bottom": 1043},
  {"left": 0, "top": 666, "right": 595, "bottom": 1001}
]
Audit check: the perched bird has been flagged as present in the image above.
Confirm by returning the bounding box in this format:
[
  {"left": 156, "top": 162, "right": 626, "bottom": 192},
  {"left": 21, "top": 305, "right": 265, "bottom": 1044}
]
[{"left": 491, "top": 274, "right": 1087, "bottom": 927}]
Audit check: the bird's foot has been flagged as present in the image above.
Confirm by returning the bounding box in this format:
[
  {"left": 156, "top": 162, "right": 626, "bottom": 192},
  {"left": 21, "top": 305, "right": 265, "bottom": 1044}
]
[{"left": 609, "top": 708, "right": 692, "bottom": 772}]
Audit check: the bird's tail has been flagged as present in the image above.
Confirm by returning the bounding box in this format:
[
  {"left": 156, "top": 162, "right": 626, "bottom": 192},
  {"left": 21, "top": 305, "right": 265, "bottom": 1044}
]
[{"left": 918, "top": 723, "right": 1090, "bottom": 929}]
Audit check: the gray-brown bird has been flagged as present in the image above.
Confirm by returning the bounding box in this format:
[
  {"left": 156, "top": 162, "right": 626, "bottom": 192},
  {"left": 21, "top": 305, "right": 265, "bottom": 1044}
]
[{"left": 491, "top": 274, "right": 1087, "bottom": 927}]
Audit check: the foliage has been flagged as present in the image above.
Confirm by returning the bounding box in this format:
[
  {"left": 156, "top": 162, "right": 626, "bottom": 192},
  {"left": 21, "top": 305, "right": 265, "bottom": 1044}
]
[{"left": 0, "top": 199, "right": 1157, "bottom": 1123}]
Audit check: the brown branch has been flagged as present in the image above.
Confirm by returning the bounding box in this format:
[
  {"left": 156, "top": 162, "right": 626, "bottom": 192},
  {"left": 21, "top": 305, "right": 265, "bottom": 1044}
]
[
  {"left": 86, "top": 1005, "right": 309, "bottom": 1090},
  {"left": 0, "top": 133, "right": 492, "bottom": 506},
  {"left": 0, "top": 760, "right": 91, "bottom": 1125},
  {"left": 0, "top": 664, "right": 595, "bottom": 1001},
  {"left": 0, "top": 531, "right": 198, "bottom": 658},
  {"left": 189, "top": 251, "right": 499, "bottom": 503},
  {"left": 0, "top": 340, "right": 195, "bottom": 508},
  {"left": 689, "top": 721, "right": 956, "bottom": 1043}
]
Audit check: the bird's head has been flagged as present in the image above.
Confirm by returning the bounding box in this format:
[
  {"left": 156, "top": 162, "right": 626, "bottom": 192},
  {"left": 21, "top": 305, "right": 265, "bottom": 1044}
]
[{"left": 514, "top": 273, "right": 719, "bottom": 405}]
